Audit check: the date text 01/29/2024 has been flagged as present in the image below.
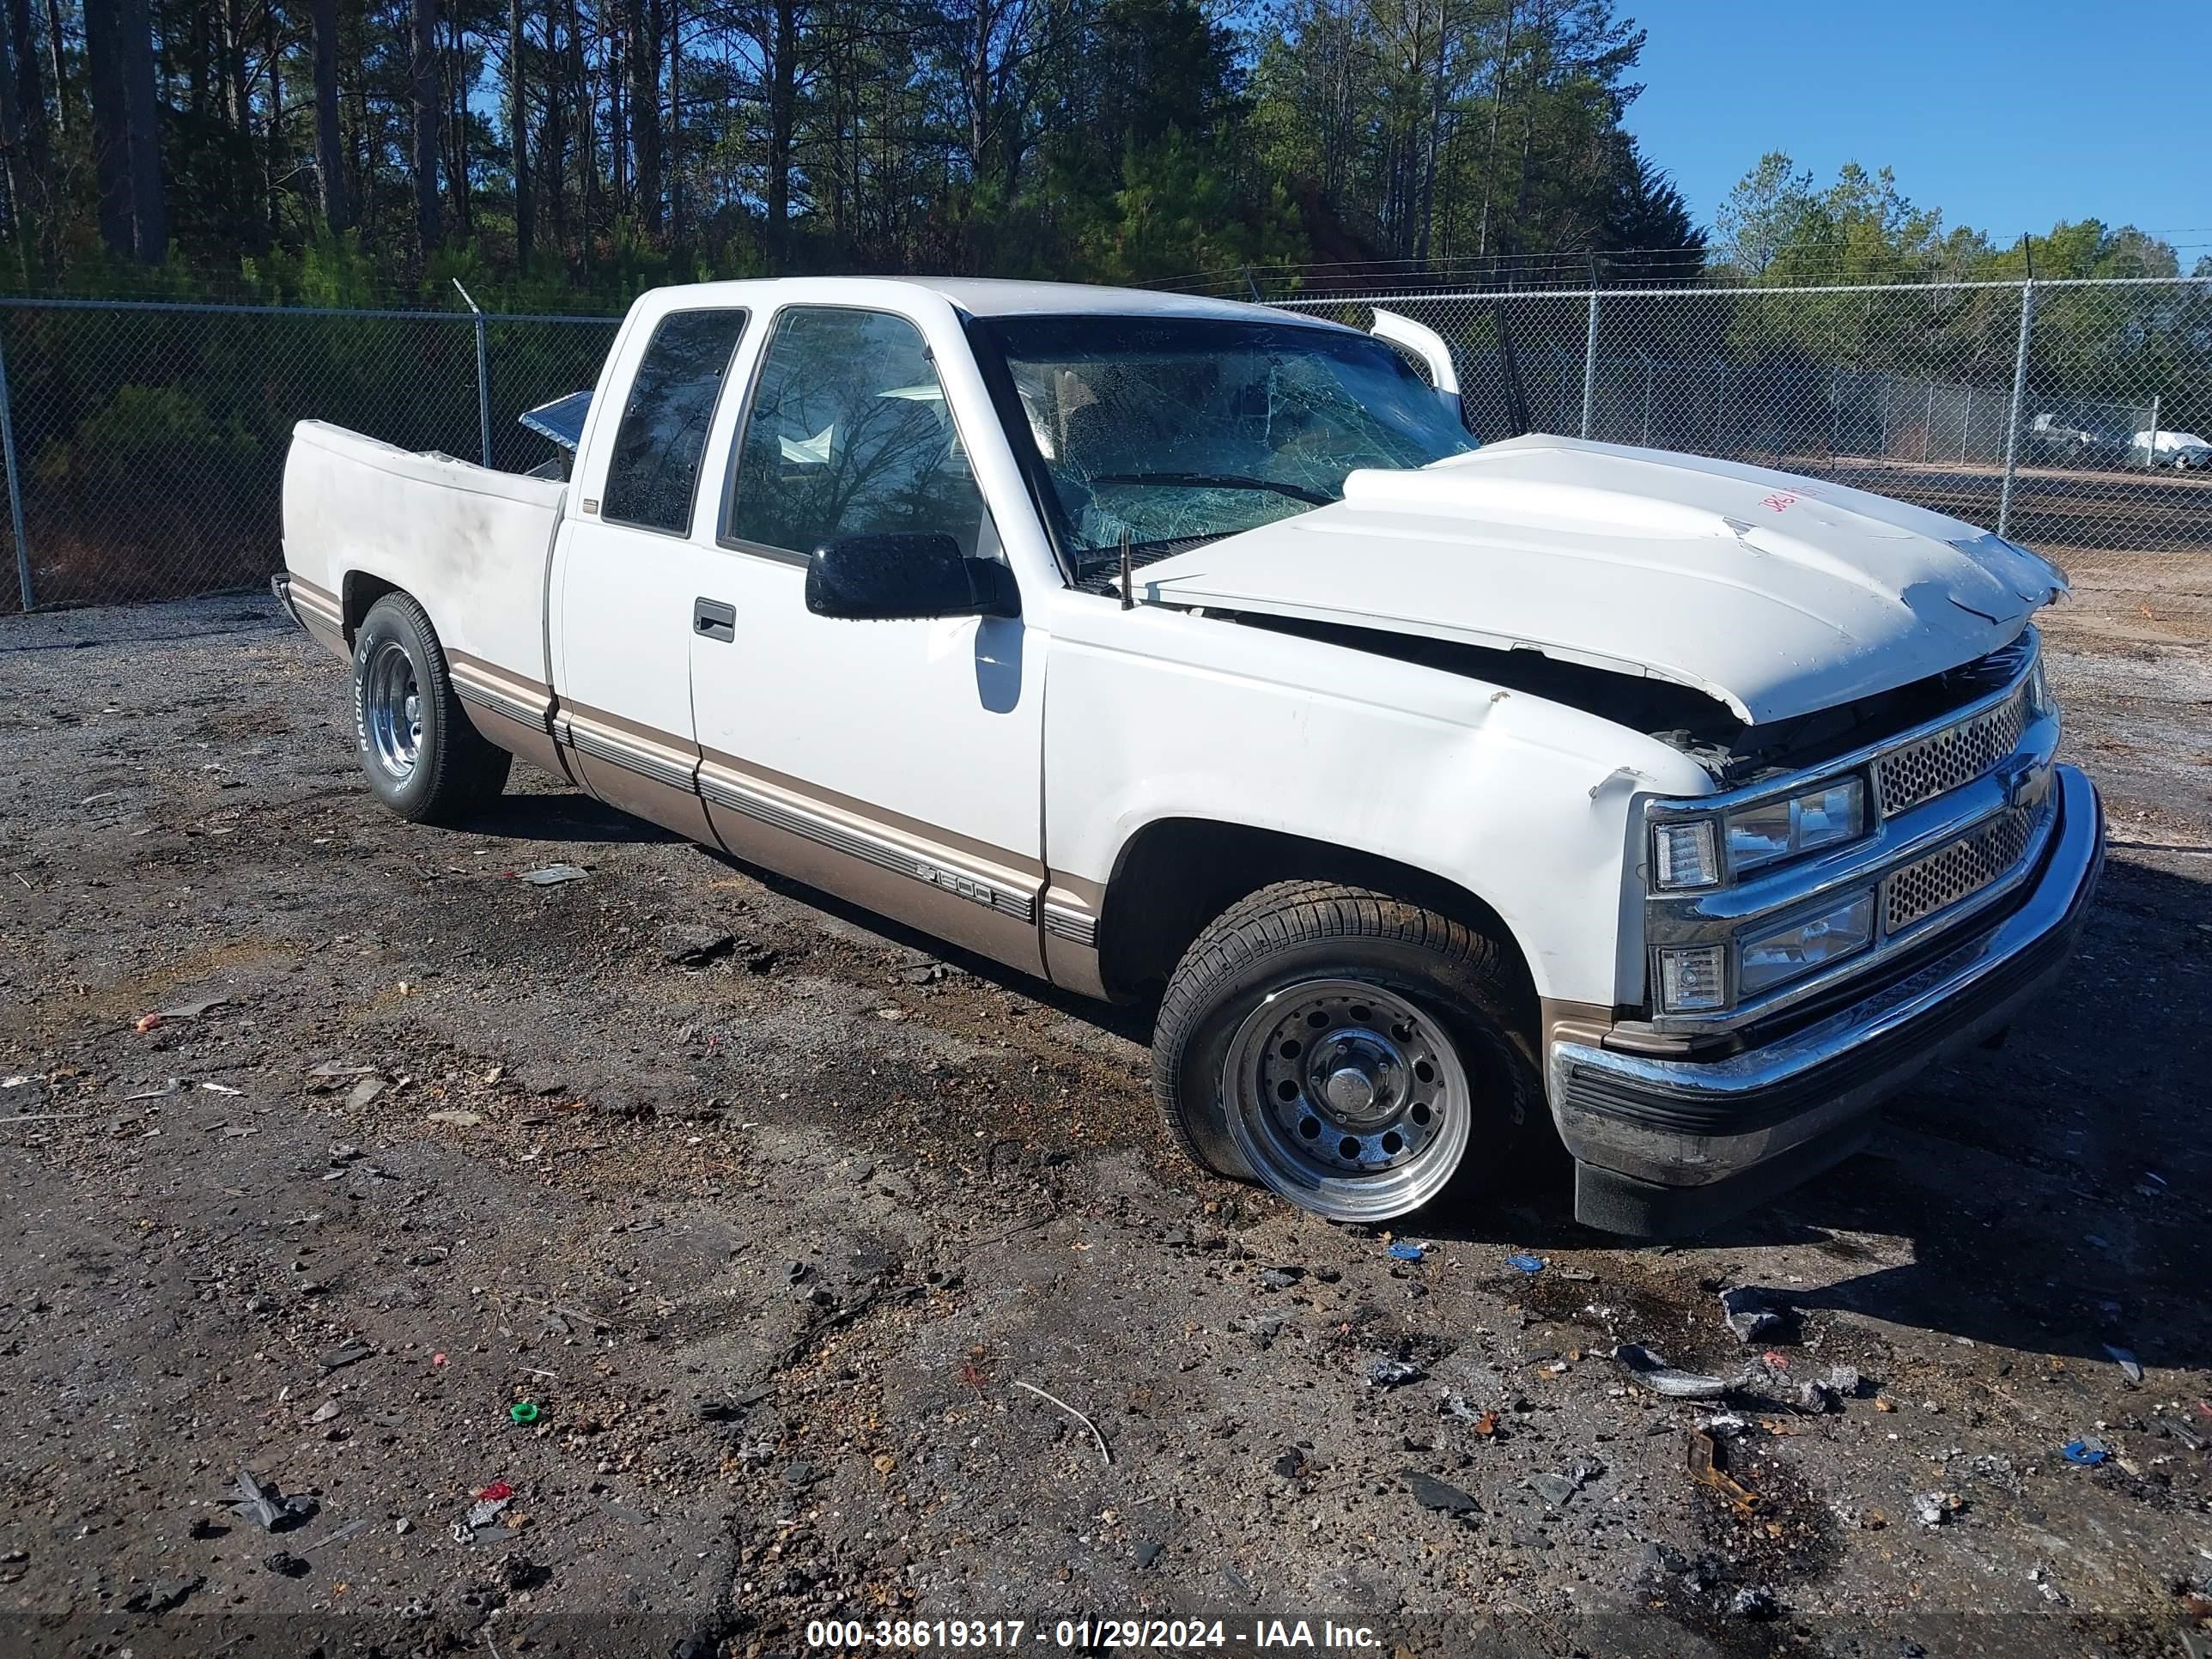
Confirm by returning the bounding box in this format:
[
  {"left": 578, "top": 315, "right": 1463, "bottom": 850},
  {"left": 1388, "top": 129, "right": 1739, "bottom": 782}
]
[{"left": 803, "top": 1619, "right": 1386, "bottom": 1650}]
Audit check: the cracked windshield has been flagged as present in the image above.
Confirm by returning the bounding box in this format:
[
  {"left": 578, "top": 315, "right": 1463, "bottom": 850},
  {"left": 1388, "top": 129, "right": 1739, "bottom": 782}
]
[{"left": 986, "top": 317, "right": 1475, "bottom": 571}]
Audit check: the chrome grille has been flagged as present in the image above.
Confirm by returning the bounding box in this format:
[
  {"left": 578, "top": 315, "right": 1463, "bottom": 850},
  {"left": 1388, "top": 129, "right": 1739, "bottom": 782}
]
[
  {"left": 1884, "top": 807, "right": 2033, "bottom": 933},
  {"left": 1875, "top": 686, "right": 2030, "bottom": 815}
]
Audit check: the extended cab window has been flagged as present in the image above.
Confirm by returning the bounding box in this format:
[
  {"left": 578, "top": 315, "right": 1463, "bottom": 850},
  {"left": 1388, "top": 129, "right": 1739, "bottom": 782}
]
[
  {"left": 601, "top": 307, "right": 750, "bottom": 535},
  {"left": 723, "top": 307, "right": 988, "bottom": 558}
]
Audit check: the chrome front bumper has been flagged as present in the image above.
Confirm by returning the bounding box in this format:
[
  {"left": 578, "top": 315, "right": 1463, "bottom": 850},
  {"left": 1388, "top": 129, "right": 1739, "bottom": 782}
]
[{"left": 1552, "top": 763, "right": 2104, "bottom": 1236}]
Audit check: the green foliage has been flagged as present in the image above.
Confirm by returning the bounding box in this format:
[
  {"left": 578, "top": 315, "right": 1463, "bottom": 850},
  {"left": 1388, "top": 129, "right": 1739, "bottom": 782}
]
[
  {"left": 1074, "top": 130, "right": 1306, "bottom": 285},
  {"left": 33, "top": 382, "right": 257, "bottom": 493},
  {"left": 1251, "top": 0, "right": 1651, "bottom": 270},
  {"left": 1716, "top": 152, "right": 1943, "bottom": 282}
]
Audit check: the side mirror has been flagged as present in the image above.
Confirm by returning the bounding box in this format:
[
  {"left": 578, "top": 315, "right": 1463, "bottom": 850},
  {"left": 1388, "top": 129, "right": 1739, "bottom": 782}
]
[{"left": 804, "top": 533, "right": 1020, "bottom": 622}]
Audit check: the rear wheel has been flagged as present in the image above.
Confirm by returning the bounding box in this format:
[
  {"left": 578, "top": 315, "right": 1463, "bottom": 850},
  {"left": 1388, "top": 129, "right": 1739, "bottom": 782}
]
[
  {"left": 1152, "top": 881, "right": 1543, "bottom": 1224},
  {"left": 351, "top": 592, "right": 510, "bottom": 824}
]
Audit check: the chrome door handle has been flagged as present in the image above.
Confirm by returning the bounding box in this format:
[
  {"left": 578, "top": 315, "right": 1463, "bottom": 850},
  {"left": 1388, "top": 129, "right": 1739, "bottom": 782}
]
[{"left": 694, "top": 598, "right": 735, "bottom": 643}]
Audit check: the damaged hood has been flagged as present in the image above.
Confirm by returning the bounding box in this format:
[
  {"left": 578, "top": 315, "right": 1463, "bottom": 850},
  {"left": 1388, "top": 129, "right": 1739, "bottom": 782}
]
[{"left": 1136, "top": 434, "right": 2067, "bottom": 725}]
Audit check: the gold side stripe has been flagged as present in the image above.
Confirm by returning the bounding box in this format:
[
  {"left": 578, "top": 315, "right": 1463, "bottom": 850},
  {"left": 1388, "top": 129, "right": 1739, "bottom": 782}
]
[
  {"left": 453, "top": 674, "right": 551, "bottom": 732},
  {"left": 698, "top": 764, "right": 1036, "bottom": 923},
  {"left": 563, "top": 717, "right": 696, "bottom": 792},
  {"left": 1042, "top": 903, "right": 1098, "bottom": 946}
]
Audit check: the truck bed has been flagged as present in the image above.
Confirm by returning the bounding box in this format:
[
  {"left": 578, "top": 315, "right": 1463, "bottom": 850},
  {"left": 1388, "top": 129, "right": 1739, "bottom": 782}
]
[{"left": 281, "top": 421, "right": 565, "bottom": 687}]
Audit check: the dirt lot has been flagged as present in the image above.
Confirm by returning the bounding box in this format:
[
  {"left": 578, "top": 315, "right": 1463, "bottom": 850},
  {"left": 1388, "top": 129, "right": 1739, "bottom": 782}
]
[{"left": 1, "top": 597, "right": 2209, "bottom": 1659}]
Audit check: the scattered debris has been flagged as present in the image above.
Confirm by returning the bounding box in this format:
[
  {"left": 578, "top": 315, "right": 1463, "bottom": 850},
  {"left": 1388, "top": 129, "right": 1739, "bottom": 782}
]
[
  {"left": 1387, "top": 1242, "right": 1425, "bottom": 1262},
  {"left": 307, "top": 1061, "right": 379, "bottom": 1082},
  {"left": 1369, "top": 1358, "right": 1425, "bottom": 1389},
  {"left": 1686, "top": 1430, "right": 1759, "bottom": 1515},
  {"left": 307, "top": 1400, "right": 342, "bottom": 1425},
  {"left": 458, "top": 1482, "right": 515, "bottom": 1537},
  {"left": 125, "top": 1575, "right": 204, "bottom": 1613},
  {"left": 427, "top": 1109, "right": 483, "bottom": 1127},
  {"left": 2061, "top": 1437, "right": 2111, "bottom": 1466},
  {"left": 224, "top": 1469, "right": 317, "bottom": 1531},
  {"left": 293, "top": 1515, "right": 375, "bottom": 1557},
  {"left": 1504, "top": 1253, "right": 1544, "bottom": 1274},
  {"left": 518, "top": 863, "right": 589, "bottom": 885},
  {"left": 1527, "top": 1472, "right": 1577, "bottom": 1506},
  {"left": 658, "top": 926, "right": 735, "bottom": 965},
  {"left": 345, "top": 1078, "right": 386, "bottom": 1109},
  {"left": 1403, "top": 1471, "right": 1480, "bottom": 1516},
  {"left": 1719, "top": 1286, "right": 1785, "bottom": 1343},
  {"left": 318, "top": 1342, "right": 374, "bottom": 1372},
  {"left": 148, "top": 995, "right": 229, "bottom": 1024},
  {"left": 1728, "top": 1586, "right": 1778, "bottom": 1620},
  {"left": 1796, "top": 1379, "right": 1838, "bottom": 1413},
  {"left": 1616, "top": 1344, "right": 1731, "bottom": 1400},
  {"left": 1012, "top": 1379, "right": 1111, "bottom": 1466},
  {"left": 200, "top": 1081, "right": 243, "bottom": 1095},
  {"left": 1247, "top": 1310, "right": 1291, "bottom": 1350},
  {"left": 2103, "top": 1345, "right": 2144, "bottom": 1386},
  {"left": 1911, "top": 1490, "right": 1962, "bottom": 1528},
  {"left": 124, "top": 1079, "right": 183, "bottom": 1102}
]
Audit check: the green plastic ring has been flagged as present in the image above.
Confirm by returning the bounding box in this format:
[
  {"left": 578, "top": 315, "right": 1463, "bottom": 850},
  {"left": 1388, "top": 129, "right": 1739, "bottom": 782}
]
[{"left": 509, "top": 1401, "right": 539, "bottom": 1425}]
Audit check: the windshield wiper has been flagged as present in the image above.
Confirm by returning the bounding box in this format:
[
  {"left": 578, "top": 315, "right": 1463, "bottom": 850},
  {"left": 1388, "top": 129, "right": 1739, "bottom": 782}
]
[{"left": 1085, "top": 471, "right": 1334, "bottom": 507}]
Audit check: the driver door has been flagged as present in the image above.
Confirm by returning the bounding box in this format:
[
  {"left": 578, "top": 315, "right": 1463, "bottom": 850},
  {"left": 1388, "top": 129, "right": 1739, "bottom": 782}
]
[{"left": 689, "top": 304, "right": 1047, "bottom": 973}]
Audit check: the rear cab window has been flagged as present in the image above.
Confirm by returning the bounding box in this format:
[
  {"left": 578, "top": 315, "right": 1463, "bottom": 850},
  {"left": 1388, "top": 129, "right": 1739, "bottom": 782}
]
[{"left": 601, "top": 308, "right": 751, "bottom": 535}]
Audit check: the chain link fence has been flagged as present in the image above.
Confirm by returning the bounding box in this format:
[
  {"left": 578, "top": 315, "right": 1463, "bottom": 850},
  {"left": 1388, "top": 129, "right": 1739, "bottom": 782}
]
[
  {"left": 0, "top": 298, "right": 618, "bottom": 612},
  {"left": 1280, "top": 276, "right": 2212, "bottom": 641},
  {"left": 0, "top": 278, "right": 2205, "bottom": 641}
]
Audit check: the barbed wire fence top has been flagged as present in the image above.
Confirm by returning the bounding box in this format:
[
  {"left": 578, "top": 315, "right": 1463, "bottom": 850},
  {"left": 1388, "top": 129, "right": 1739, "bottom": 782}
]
[{"left": 0, "top": 276, "right": 2205, "bottom": 645}]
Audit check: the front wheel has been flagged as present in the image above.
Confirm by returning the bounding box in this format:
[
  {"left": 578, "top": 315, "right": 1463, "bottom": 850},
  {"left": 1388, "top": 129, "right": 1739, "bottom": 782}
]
[
  {"left": 1152, "top": 881, "right": 1544, "bottom": 1224},
  {"left": 351, "top": 592, "right": 511, "bottom": 825}
]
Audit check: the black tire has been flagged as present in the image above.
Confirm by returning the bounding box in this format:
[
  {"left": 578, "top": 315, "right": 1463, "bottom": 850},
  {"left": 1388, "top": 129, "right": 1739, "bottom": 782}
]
[
  {"left": 350, "top": 592, "right": 511, "bottom": 825},
  {"left": 1152, "top": 880, "right": 1544, "bottom": 1221}
]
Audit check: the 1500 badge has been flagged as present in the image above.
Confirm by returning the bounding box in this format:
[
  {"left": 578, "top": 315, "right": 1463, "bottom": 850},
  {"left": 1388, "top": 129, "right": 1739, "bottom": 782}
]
[{"left": 916, "top": 860, "right": 997, "bottom": 908}]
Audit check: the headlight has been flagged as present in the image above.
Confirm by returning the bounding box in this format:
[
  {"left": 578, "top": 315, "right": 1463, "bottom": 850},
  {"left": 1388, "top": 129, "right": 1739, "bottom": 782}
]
[
  {"left": 1724, "top": 778, "right": 1865, "bottom": 876},
  {"left": 1656, "top": 943, "right": 1728, "bottom": 1012},
  {"left": 1652, "top": 820, "right": 1721, "bottom": 890},
  {"left": 1738, "top": 891, "right": 1875, "bottom": 997},
  {"left": 2028, "top": 655, "right": 2053, "bottom": 718},
  {"left": 1651, "top": 778, "right": 1867, "bottom": 892}
]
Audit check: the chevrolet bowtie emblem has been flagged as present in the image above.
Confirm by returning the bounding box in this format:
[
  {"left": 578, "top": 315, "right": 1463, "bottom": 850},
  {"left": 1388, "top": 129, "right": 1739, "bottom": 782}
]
[{"left": 1995, "top": 757, "right": 2040, "bottom": 811}]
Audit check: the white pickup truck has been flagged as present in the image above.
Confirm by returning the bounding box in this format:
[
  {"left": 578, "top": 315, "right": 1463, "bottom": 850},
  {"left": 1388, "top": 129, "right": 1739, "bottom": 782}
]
[{"left": 276, "top": 277, "right": 2103, "bottom": 1235}]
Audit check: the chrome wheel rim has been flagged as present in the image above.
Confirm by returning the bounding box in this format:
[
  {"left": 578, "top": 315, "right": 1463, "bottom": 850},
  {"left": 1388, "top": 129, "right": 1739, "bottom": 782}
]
[
  {"left": 365, "top": 639, "right": 423, "bottom": 781},
  {"left": 1220, "top": 977, "right": 1473, "bottom": 1223}
]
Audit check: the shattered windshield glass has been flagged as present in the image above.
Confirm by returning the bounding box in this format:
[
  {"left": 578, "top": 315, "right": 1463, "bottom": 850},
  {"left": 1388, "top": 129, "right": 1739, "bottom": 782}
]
[{"left": 980, "top": 316, "right": 1474, "bottom": 572}]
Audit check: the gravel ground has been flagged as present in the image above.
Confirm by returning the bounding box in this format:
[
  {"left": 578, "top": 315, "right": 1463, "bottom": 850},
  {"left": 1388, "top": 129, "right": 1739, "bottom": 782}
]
[{"left": 0, "top": 595, "right": 2208, "bottom": 1659}]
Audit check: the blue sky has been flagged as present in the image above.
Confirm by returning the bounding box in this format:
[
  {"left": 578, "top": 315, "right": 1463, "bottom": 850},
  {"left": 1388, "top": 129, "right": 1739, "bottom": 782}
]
[{"left": 1626, "top": 0, "right": 2211, "bottom": 258}]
